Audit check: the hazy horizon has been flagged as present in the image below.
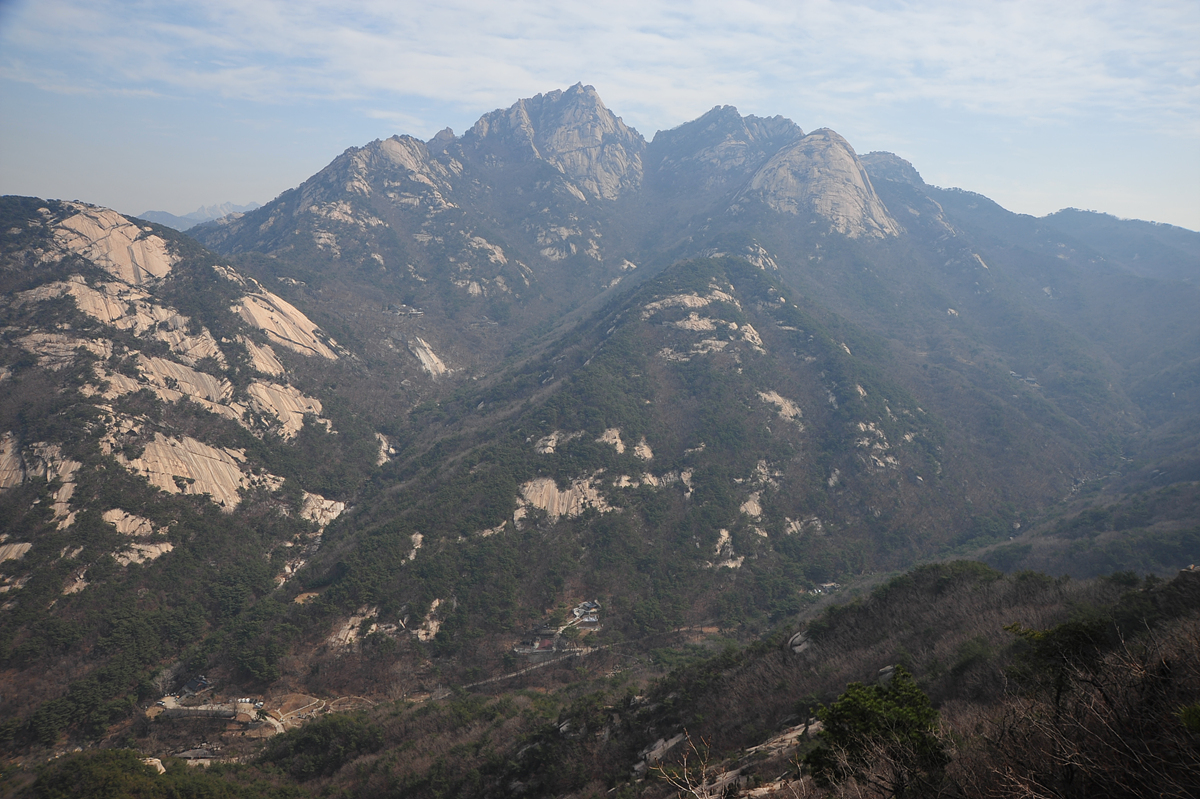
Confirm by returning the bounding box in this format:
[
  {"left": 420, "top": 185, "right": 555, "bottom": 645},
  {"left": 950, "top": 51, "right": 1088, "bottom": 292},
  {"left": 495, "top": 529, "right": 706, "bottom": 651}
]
[{"left": 2, "top": 0, "right": 1197, "bottom": 230}]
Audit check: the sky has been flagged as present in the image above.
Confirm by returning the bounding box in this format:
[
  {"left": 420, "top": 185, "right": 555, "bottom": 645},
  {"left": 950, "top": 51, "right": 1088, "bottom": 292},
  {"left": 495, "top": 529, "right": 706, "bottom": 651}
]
[{"left": 1, "top": 0, "right": 1197, "bottom": 230}]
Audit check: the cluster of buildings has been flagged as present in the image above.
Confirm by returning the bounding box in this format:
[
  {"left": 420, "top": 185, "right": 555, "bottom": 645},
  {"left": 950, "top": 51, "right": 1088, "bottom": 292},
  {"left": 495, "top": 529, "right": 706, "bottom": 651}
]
[{"left": 513, "top": 599, "right": 602, "bottom": 655}]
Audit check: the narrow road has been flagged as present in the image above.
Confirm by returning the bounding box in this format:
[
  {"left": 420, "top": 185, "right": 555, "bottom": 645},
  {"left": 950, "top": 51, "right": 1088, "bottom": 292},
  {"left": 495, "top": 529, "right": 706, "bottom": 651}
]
[{"left": 461, "top": 649, "right": 588, "bottom": 689}]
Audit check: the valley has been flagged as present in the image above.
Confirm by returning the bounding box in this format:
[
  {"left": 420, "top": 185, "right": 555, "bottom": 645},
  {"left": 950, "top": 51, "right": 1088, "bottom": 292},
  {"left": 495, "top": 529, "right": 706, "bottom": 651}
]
[{"left": 0, "top": 84, "right": 1197, "bottom": 797}]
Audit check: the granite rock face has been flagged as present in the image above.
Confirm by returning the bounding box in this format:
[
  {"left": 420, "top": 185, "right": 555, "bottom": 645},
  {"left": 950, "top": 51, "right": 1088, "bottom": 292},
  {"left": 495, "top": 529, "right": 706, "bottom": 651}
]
[
  {"left": 52, "top": 203, "right": 178, "bottom": 283},
  {"left": 860, "top": 151, "right": 926, "bottom": 187},
  {"left": 647, "top": 104, "right": 804, "bottom": 194},
  {"left": 739, "top": 129, "right": 901, "bottom": 237},
  {"left": 463, "top": 82, "right": 646, "bottom": 200}
]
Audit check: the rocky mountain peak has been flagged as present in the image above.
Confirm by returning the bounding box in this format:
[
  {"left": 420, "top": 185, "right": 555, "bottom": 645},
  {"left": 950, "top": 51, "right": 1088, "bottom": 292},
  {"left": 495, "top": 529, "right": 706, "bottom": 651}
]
[
  {"left": 860, "top": 151, "right": 926, "bottom": 187},
  {"left": 426, "top": 127, "right": 456, "bottom": 153},
  {"left": 738, "top": 128, "right": 901, "bottom": 237},
  {"left": 463, "top": 83, "right": 646, "bottom": 200},
  {"left": 646, "top": 105, "right": 804, "bottom": 194}
]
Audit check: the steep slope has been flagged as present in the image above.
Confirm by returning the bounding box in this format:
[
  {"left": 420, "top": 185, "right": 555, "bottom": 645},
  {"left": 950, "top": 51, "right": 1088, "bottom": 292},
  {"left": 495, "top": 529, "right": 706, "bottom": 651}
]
[
  {"left": 1042, "top": 208, "right": 1200, "bottom": 284},
  {"left": 461, "top": 82, "right": 645, "bottom": 201},
  {"left": 734, "top": 128, "right": 901, "bottom": 237},
  {"left": 4, "top": 85, "right": 1198, "bottom": 759},
  {"left": 138, "top": 202, "right": 261, "bottom": 232},
  {"left": 184, "top": 86, "right": 1198, "bottom": 685},
  {"left": 189, "top": 87, "right": 656, "bottom": 387},
  {"left": 643, "top": 104, "right": 804, "bottom": 205},
  {"left": 267, "top": 255, "right": 1146, "bottom": 703},
  {"left": 0, "top": 197, "right": 381, "bottom": 745}
]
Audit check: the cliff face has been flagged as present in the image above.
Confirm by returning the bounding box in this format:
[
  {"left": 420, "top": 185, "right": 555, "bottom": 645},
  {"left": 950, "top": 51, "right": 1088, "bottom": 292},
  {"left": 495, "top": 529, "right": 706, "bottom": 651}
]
[
  {"left": 646, "top": 104, "right": 804, "bottom": 195},
  {"left": 738, "top": 129, "right": 901, "bottom": 237},
  {"left": 463, "top": 82, "right": 646, "bottom": 200},
  {"left": 51, "top": 204, "right": 179, "bottom": 284},
  {"left": 0, "top": 198, "right": 358, "bottom": 606},
  {"left": 4, "top": 85, "right": 1199, "bottom": 761}
]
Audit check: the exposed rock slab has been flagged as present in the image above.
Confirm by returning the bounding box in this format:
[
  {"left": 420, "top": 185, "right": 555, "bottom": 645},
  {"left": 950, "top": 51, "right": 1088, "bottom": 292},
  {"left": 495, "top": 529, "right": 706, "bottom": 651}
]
[
  {"left": 740, "top": 129, "right": 900, "bottom": 238},
  {"left": 516, "top": 475, "right": 611, "bottom": 521},
  {"left": 240, "top": 337, "right": 285, "bottom": 376},
  {"left": 102, "top": 509, "right": 160, "bottom": 536},
  {"left": 52, "top": 204, "right": 177, "bottom": 283},
  {"left": 232, "top": 289, "right": 338, "bottom": 360},
  {"left": 0, "top": 542, "right": 33, "bottom": 562},
  {"left": 246, "top": 381, "right": 328, "bottom": 439},
  {"left": 707, "top": 528, "right": 744, "bottom": 569},
  {"left": 597, "top": 428, "right": 625, "bottom": 453},
  {"left": 300, "top": 492, "right": 345, "bottom": 529},
  {"left": 465, "top": 83, "right": 645, "bottom": 201},
  {"left": 0, "top": 433, "right": 26, "bottom": 489},
  {"left": 138, "top": 355, "right": 231, "bottom": 403},
  {"left": 114, "top": 542, "right": 174, "bottom": 566},
  {"left": 20, "top": 278, "right": 224, "bottom": 366},
  {"left": 25, "top": 443, "right": 80, "bottom": 529},
  {"left": 119, "top": 433, "right": 256, "bottom": 510},
  {"left": 759, "top": 390, "right": 804, "bottom": 428},
  {"left": 407, "top": 337, "right": 448, "bottom": 376},
  {"left": 17, "top": 332, "right": 113, "bottom": 369},
  {"left": 375, "top": 433, "right": 394, "bottom": 466},
  {"left": 642, "top": 284, "right": 741, "bottom": 318}
]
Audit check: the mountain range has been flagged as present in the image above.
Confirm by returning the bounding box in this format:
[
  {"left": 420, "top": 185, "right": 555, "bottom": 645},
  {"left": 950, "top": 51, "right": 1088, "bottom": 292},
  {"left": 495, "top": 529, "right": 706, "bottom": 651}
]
[
  {"left": 137, "top": 202, "right": 262, "bottom": 232},
  {"left": 1, "top": 83, "right": 1197, "bottom": 791}
]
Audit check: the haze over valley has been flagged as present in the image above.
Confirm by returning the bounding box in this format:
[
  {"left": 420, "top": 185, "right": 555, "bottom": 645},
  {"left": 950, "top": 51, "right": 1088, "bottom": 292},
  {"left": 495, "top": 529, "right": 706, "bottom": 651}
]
[{"left": 1, "top": 10, "right": 1198, "bottom": 792}]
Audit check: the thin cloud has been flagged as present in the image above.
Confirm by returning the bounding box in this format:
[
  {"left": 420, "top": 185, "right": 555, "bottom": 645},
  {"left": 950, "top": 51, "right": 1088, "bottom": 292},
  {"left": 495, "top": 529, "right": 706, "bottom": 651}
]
[
  {"left": 2, "top": 0, "right": 1196, "bottom": 227},
  {"left": 4, "top": 0, "right": 1196, "bottom": 135}
]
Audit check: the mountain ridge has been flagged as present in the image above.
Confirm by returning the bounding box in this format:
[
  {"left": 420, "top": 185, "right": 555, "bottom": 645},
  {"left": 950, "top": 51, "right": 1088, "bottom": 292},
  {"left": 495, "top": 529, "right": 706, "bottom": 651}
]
[
  {"left": 1, "top": 84, "right": 1197, "bottom": 769},
  {"left": 137, "top": 201, "right": 261, "bottom": 231}
]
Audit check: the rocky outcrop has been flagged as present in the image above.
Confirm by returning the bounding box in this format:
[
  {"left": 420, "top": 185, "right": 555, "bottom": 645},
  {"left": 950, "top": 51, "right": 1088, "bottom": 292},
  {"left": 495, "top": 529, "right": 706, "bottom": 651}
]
[
  {"left": 240, "top": 337, "right": 285, "bottom": 376},
  {"left": 596, "top": 428, "right": 625, "bottom": 453},
  {"left": 23, "top": 443, "right": 80, "bottom": 529},
  {"left": 89, "top": 355, "right": 245, "bottom": 428},
  {"left": 232, "top": 289, "right": 338, "bottom": 360},
  {"left": 708, "top": 528, "right": 744, "bottom": 569},
  {"left": 0, "top": 541, "right": 33, "bottom": 563},
  {"left": 738, "top": 129, "right": 901, "bottom": 237},
  {"left": 114, "top": 542, "right": 174, "bottom": 566},
  {"left": 300, "top": 492, "right": 345, "bottom": 529},
  {"left": 15, "top": 332, "right": 112, "bottom": 370},
  {"left": 138, "top": 355, "right": 231, "bottom": 403},
  {"left": 119, "top": 433, "right": 271, "bottom": 510},
  {"left": 860, "top": 152, "right": 926, "bottom": 187},
  {"left": 413, "top": 598, "right": 441, "bottom": 642},
  {"left": 741, "top": 492, "right": 763, "bottom": 518},
  {"left": 246, "top": 381, "right": 328, "bottom": 439},
  {"left": 535, "top": 430, "right": 582, "bottom": 455},
  {"left": 759, "top": 390, "right": 804, "bottom": 427},
  {"left": 515, "top": 475, "right": 611, "bottom": 521},
  {"left": 102, "top": 509, "right": 161, "bottom": 536},
  {"left": 642, "top": 284, "right": 742, "bottom": 318},
  {"left": 20, "top": 277, "right": 224, "bottom": 366},
  {"left": 51, "top": 204, "right": 178, "bottom": 284},
  {"left": 0, "top": 433, "right": 24, "bottom": 489},
  {"left": 376, "top": 433, "right": 394, "bottom": 466},
  {"left": 407, "top": 337, "right": 448, "bottom": 376},
  {"left": 17, "top": 285, "right": 331, "bottom": 441},
  {"left": 648, "top": 105, "right": 803, "bottom": 193},
  {"left": 464, "top": 83, "right": 645, "bottom": 200},
  {"left": 0, "top": 541, "right": 33, "bottom": 565}
]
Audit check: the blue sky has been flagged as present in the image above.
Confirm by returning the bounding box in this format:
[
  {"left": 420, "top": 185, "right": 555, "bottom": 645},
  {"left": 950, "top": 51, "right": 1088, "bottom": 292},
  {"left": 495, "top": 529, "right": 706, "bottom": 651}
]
[{"left": 1, "top": 0, "right": 1197, "bottom": 229}]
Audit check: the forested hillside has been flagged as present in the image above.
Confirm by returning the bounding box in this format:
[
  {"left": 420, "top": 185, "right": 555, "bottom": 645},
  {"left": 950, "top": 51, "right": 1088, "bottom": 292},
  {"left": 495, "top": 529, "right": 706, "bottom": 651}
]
[{"left": 1, "top": 85, "right": 1197, "bottom": 792}]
